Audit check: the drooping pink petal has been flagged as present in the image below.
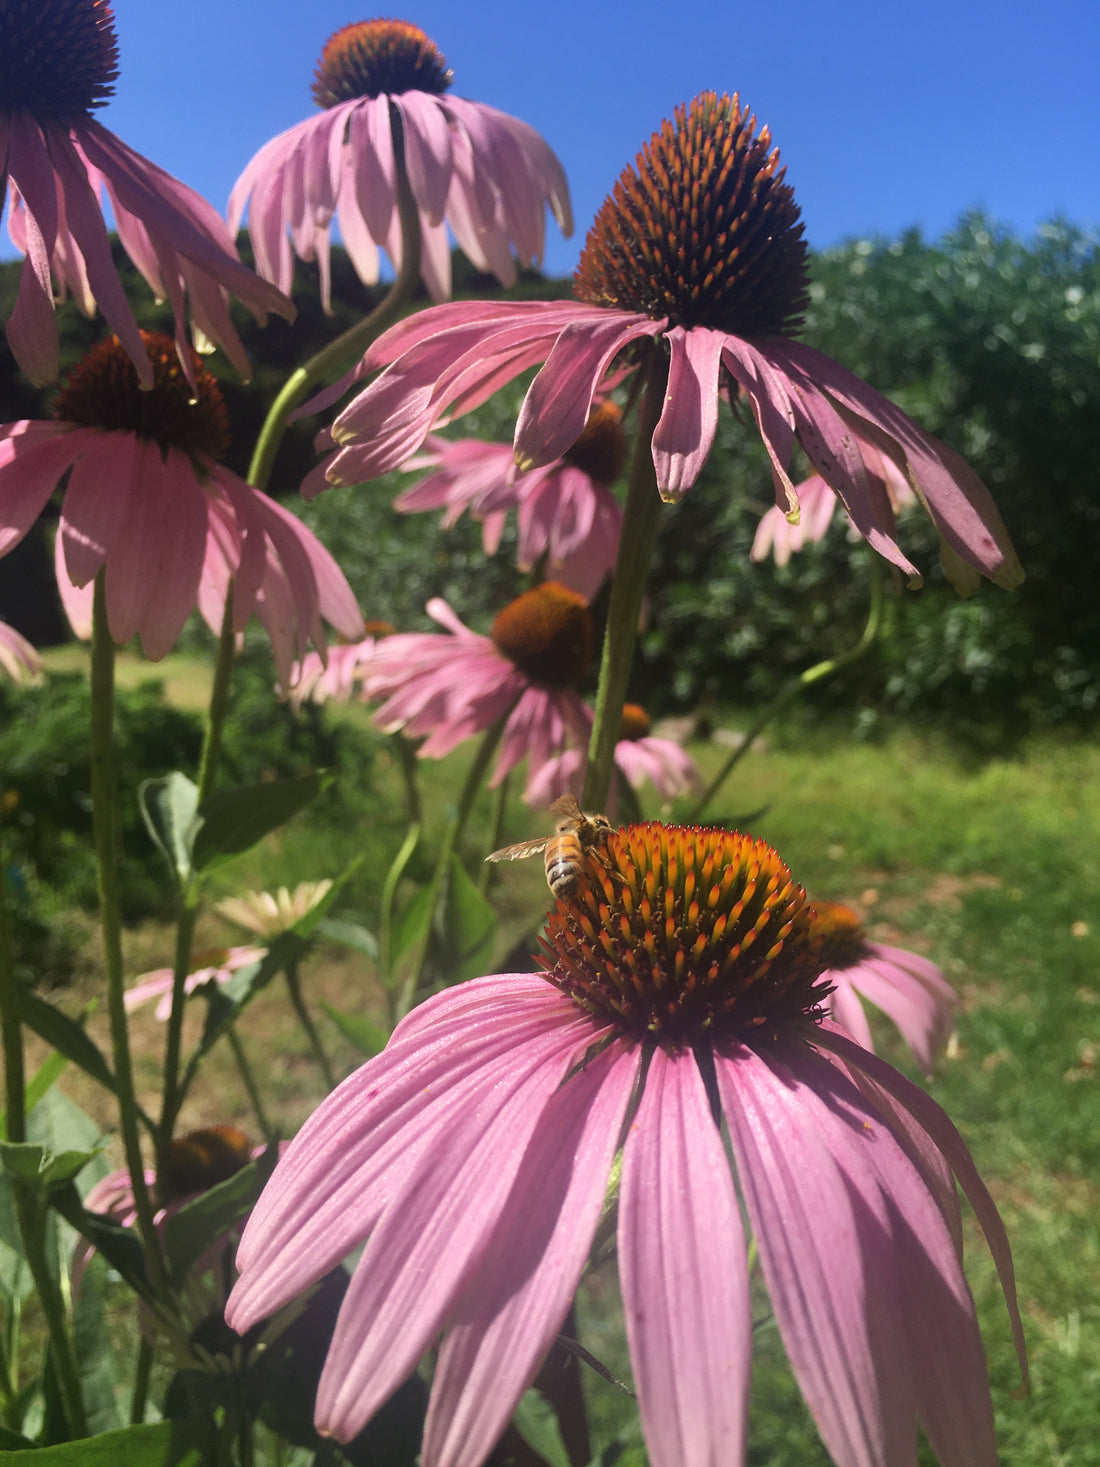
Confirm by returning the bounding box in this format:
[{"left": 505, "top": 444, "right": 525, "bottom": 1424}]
[
  {"left": 0, "top": 422, "right": 82, "bottom": 556},
  {"left": 59, "top": 430, "right": 140, "bottom": 586},
  {"left": 620, "top": 1045, "right": 751, "bottom": 1467},
  {"left": 651, "top": 324, "right": 728, "bottom": 501},
  {"left": 424, "top": 1039, "right": 636, "bottom": 1467},
  {"left": 393, "top": 93, "right": 454, "bottom": 227},
  {"left": 0, "top": 621, "right": 42, "bottom": 683},
  {"left": 313, "top": 1015, "right": 597, "bottom": 1441}
]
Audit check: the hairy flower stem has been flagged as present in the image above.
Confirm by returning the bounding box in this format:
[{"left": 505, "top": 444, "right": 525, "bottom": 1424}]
[
  {"left": 246, "top": 109, "right": 423, "bottom": 494},
  {"left": 399, "top": 712, "right": 510, "bottom": 1018},
  {"left": 285, "top": 960, "right": 336, "bottom": 1091},
  {"left": 688, "top": 551, "right": 884, "bottom": 820},
  {"left": 157, "top": 595, "right": 238, "bottom": 1166},
  {"left": 0, "top": 828, "right": 88, "bottom": 1439},
  {"left": 226, "top": 1025, "right": 276, "bottom": 1141},
  {"left": 582, "top": 352, "right": 668, "bottom": 811},
  {"left": 90, "top": 579, "right": 169, "bottom": 1297}
]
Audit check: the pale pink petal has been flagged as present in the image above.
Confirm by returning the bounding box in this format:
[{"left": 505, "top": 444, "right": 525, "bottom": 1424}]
[
  {"left": 54, "top": 529, "right": 93, "bottom": 640},
  {"left": 0, "top": 422, "right": 82, "bottom": 556},
  {"left": 58, "top": 431, "right": 140, "bottom": 585},
  {"left": 0, "top": 621, "right": 42, "bottom": 683},
  {"left": 347, "top": 98, "right": 396, "bottom": 245},
  {"left": 5, "top": 116, "right": 61, "bottom": 385},
  {"left": 651, "top": 324, "right": 728, "bottom": 501},
  {"left": 393, "top": 94, "right": 454, "bottom": 227},
  {"left": 424, "top": 1039, "right": 636, "bottom": 1467},
  {"left": 620, "top": 1046, "right": 750, "bottom": 1467}
]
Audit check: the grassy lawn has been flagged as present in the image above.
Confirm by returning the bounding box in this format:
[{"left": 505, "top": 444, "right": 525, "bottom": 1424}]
[{"left": 23, "top": 650, "right": 1100, "bottom": 1463}]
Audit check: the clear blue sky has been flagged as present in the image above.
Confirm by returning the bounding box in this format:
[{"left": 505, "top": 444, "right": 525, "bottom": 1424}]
[{"left": 13, "top": 0, "right": 1100, "bottom": 276}]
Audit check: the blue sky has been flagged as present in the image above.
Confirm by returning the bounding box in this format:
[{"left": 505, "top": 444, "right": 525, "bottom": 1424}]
[{"left": 13, "top": 0, "right": 1100, "bottom": 276}]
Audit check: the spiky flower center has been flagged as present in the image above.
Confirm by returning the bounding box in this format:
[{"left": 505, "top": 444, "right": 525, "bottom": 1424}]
[
  {"left": 540, "top": 822, "right": 828, "bottom": 1044},
  {"left": 562, "top": 401, "right": 627, "bottom": 485},
  {"left": 619, "top": 703, "right": 651, "bottom": 741},
  {"left": 363, "top": 619, "right": 396, "bottom": 638},
  {"left": 574, "top": 92, "right": 809, "bottom": 337},
  {"left": 54, "top": 332, "right": 231, "bottom": 463},
  {"left": 809, "top": 899, "right": 873, "bottom": 970},
  {"left": 0, "top": 0, "right": 118, "bottom": 116},
  {"left": 491, "top": 582, "right": 593, "bottom": 689},
  {"left": 311, "top": 19, "right": 453, "bottom": 107},
  {"left": 159, "top": 1124, "right": 253, "bottom": 1204}
]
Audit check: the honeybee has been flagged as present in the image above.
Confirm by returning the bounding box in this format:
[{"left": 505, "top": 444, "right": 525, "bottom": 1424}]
[{"left": 485, "top": 793, "right": 614, "bottom": 900}]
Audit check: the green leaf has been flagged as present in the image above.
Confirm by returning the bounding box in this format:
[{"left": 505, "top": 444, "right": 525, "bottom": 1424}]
[
  {"left": 511, "top": 1389, "right": 570, "bottom": 1467},
  {"left": 0, "top": 1419, "right": 210, "bottom": 1464},
  {"left": 0, "top": 1140, "right": 100, "bottom": 1195},
  {"left": 317, "top": 916, "right": 379, "bottom": 959},
  {"left": 160, "top": 1142, "right": 280, "bottom": 1280},
  {"left": 179, "top": 935, "right": 302, "bottom": 1092},
  {"left": 287, "top": 854, "right": 365, "bottom": 941},
  {"left": 444, "top": 855, "right": 497, "bottom": 983},
  {"left": 50, "top": 1186, "right": 149, "bottom": 1298},
  {"left": 319, "top": 1001, "right": 388, "bottom": 1058},
  {"left": 0, "top": 1172, "right": 34, "bottom": 1303},
  {"left": 72, "top": 1252, "right": 125, "bottom": 1435},
  {"left": 0, "top": 1046, "right": 67, "bottom": 1138},
  {"left": 17, "top": 993, "right": 115, "bottom": 1098},
  {"left": 390, "top": 883, "right": 432, "bottom": 969},
  {"left": 138, "top": 772, "right": 200, "bottom": 885},
  {"left": 0, "top": 1427, "right": 36, "bottom": 1450},
  {"left": 192, "top": 771, "right": 330, "bottom": 872}
]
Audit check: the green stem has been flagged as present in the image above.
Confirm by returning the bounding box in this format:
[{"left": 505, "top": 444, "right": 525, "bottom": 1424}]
[
  {"left": 379, "top": 822, "right": 421, "bottom": 1023},
  {"left": 478, "top": 771, "right": 511, "bottom": 894},
  {"left": 393, "top": 734, "right": 423, "bottom": 826},
  {"left": 0, "top": 828, "right": 87, "bottom": 1438},
  {"left": 688, "top": 552, "right": 884, "bottom": 820},
  {"left": 157, "top": 597, "right": 238, "bottom": 1167},
  {"left": 129, "top": 1337, "right": 152, "bottom": 1425},
  {"left": 399, "top": 714, "right": 510, "bottom": 1017},
  {"left": 89, "top": 578, "right": 169, "bottom": 1298},
  {"left": 582, "top": 351, "right": 668, "bottom": 812},
  {"left": 225, "top": 1025, "right": 276, "bottom": 1141},
  {"left": 245, "top": 106, "right": 423, "bottom": 494},
  {"left": 285, "top": 960, "right": 336, "bottom": 1091}
]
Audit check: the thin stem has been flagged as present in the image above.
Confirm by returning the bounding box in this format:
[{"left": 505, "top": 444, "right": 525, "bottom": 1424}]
[
  {"left": 225, "top": 1025, "right": 276, "bottom": 1141},
  {"left": 129, "top": 1337, "right": 152, "bottom": 1425},
  {"left": 245, "top": 106, "right": 423, "bottom": 494},
  {"left": 0, "top": 826, "right": 87, "bottom": 1438},
  {"left": 284, "top": 961, "right": 336, "bottom": 1091},
  {"left": 582, "top": 351, "right": 668, "bottom": 812},
  {"left": 89, "top": 577, "right": 169, "bottom": 1298},
  {"left": 688, "top": 552, "right": 885, "bottom": 820},
  {"left": 478, "top": 771, "right": 511, "bottom": 894},
  {"left": 393, "top": 734, "right": 423, "bottom": 826},
  {"left": 158, "top": 596, "right": 238, "bottom": 1166},
  {"left": 399, "top": 713, "right": 510, "bottom": 1017}
]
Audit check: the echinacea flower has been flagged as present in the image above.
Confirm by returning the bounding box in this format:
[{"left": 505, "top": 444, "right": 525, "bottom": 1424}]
[
  {"left": 229, "top": 18, "right": 572, "bottom": 309},
  {"left": 216, "top": 881, "right": 334, "bottom": 942},
  {"left": 526, "top": 702, "right": 701, "bottom": 810},
  {"left": 362, "top": 583, "right": 593, "bottom": 785},
  {"left": 0, "top": 620, "right": 43, "bottom": 683},
  {"left": 288, "top": 620, "right": 394, "bottom": 708},
  {"left": 227, "top": 820, "right": 1026, "bottom": 1467},
  {"left": 124, "top": 945, "right": 265, "bottom": 1021},
  {"left": 1, "top": 0, "right": 292, "bottom": 387},
  {"left": 0, "top": 331, "right": 363, "bottom": 675},
  {"left": 752, "top": 440, "right": 917, "bottom": 567},
  {"left": 392, "top": 400, "right": 626, "bottom": 599},
  {"left": 811, "top": 898, "right": 957, "bottom": 1075},
  {"left": 322, "top": 93, "right": 1021, "bottom": 594}
]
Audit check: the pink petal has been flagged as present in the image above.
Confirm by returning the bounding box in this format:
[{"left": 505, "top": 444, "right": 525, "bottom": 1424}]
[
  {"left": 394, "top": 94, "right": 454, "bottom": 227},
  {"left": 620, "top": 1045, "right": 751, "bottom": 1467},
  {"left": 59, "top": 430, "right": 140, "bottom": 585},
  {"left": 651, "top": 325, "right": 728, "bottom": 501},
  {"left": 424, "top": 1039, "right": 636, "bottom": 1467},
  {"left": 0, "top": 423, "right": 82, "bottom": 556}
]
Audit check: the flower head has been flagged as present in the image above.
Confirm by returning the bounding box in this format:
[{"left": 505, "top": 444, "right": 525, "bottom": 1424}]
[
  {"left": 752, "top": 439, "right": 917, "bottom": 567},
  {"left": 391, "top": 400, "right": 626, "bottom": 599},
  {"left": 229, "top": 18, "right": 572, "bottom": 308},
  {"left": 216, "top": 881, "right": 334, "bottom": 942},
  {"left": 228, "top": 820, "right": 1025, "bottom": 1467},
  {"left": 124, "top": 945, "right": 265, "bottom": 1021},
  {"left": 0, "top": 331, "right": 363, "bottom": 675},
  {"left": 1, "top": 0, "right": 292, "bottom": 387},
  {"left": 526, "top": 702, "right": 702, "bottom": 811},
  {"left": 289, "top": 620, "right": 394, "bottom": 708},
  {"left": 362, "top": 584, "right": 593, "bottom": 785},
  {"left": 322, "top": 93, "right": 1020, "bottom": 593},
  {"left": 811, "top": 898, "right": 957, "bottom": 1074}
]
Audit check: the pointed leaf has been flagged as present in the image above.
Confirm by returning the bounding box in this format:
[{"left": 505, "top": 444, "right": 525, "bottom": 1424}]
[
  {"left": 0, "top": 1047, "right": 68, "bottom": 1137},
  {"left": 138, "top": 771, "right": 201, "bottom": 885},
  {"left": 287, "top": 855, "right": 365, "bottom": 941},
  {"left": 316, "top": 917, "right": 378, "bottom": 959},
  {"left": 17, "top": 993, "right": 115, "bottom": 1097},
  {"left": 390, "top": 883, "right": 433, "bottom": 968},
  {"left": 319, "top": 1001, "right": 388, "bottom": 1058},
  {"left": 192, "top": 772, "right": 331, "bottom": 871},
  {"left": 0, "top": 1140, "right": 101, "bottom": 1195},
  {"left": 161, "top": 1142, "right": 280, "bottom": 1280},
  {"left": 0, "top": 1419, "right": 210, "bottom": 1464},
  {"left": 51, "top": 1184, "right": 150, "bottom": 1297},
  {"left": 511, "top": 1390, "right": 571, "bottom": 1467},
  {"left": 444, "top": 854, "right": 497, "bottom": 982}
]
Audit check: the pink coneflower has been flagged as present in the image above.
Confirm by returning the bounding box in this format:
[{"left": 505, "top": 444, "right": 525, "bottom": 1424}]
[
  {"left": 526, "top": 702, "right": 701, "bottom": 810},
  {"left": 227, "top": 820, "right": 1025, "bottom": 1466},
  {"left": 229, "top": 18, "right": 572, "bottom": 309},
  {"left": 811, "top": 899, "right": 957, "bottom": 1075},
  {"left": 0, "top": 620, "right": 43, "bottom": 683},
  {"left": 289, "top": 620, "right": 394, "bottom": 708},
  {"left": 752, "top": 441, "right": 917, "bottom": 567},
  {"left": 393, "top": 400, "right": 626, "bottom": 599},
  {"left": 322, "top": 92, "right": 1020, "bottom": 594},
  {"left": 0, "top": 332, "right": 363, "bottom": 675},
  {"left": 124, "top": 945, "right": 265, "bottom": 1021},
  {"left": 362, "top": 583, "right": 592, "bottom": 784},
  {"left": 1, "top": 0, "right": 292, "bottom": 388}
]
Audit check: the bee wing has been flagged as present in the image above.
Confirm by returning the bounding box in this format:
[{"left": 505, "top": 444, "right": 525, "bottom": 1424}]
[
  {"left": 485, "top": 837, "right": 551, "bottom": 863},
  {"left": 549, "top": 793, "right": 583, "bottom": 820}
]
